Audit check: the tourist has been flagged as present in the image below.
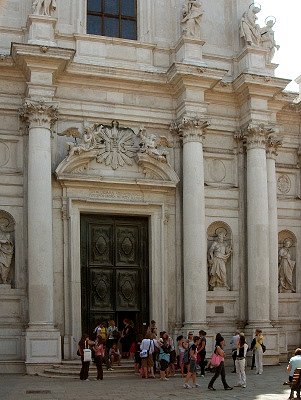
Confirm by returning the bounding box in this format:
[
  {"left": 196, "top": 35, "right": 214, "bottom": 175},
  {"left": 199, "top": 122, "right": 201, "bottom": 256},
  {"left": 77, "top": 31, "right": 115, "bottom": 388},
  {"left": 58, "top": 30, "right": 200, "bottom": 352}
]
[
  {"left": 183, "top": 335, "right": 200, "bottom": 389},
  {"left": 107, "top": 320, "right": 119, "bottom": 349},
  {"left": 77, "top": 334, "right": 95, "bottom": 381},
  {"left": 208, "top": 334, "right": 233, "bottom": 391},
  {"left": 197, "top": 330, "right": 207, "bottom": 377},
  {"left": 140, "top": 334, "right": 156, "bottom": 379},
  {"left": 177, "top": 335, "right": 188, "bottom": 377},
  {"left": 230, "top": 330, "right": 240, "bottom": 373},
  {"left": 158, "top": 338, "right": 170, "bottom": 381},
  {"left": 234, "top": 333, "right": 248, "bottom": 388},
  {"left": 109, "top": 343, "right": 121, "bottom": 367},
  {"left": 254, "top": 329, "right": 264, "bottom": 375},
  {"left": 94, "top": 336, "right": 105, "bottom": 380},
  {"left": 286, "top": 348, "right": 301, "bottom": 383},
  {"left": 120, "top": 318, "right": 135, "bottom": 358}
]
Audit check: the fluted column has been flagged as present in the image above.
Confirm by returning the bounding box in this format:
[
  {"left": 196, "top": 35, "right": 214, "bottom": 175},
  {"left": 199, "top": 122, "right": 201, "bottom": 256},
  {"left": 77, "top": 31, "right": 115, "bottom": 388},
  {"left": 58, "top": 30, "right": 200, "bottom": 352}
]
[
  {"left": 244, "top": 123, "right": 271, "bottom": 325},
  {"left": 20, "top": 99, "right": 61, "bottom": 366},
  {"left": 266, "top": 136, "right": 282, "bottom": 324},
  {"left": 173, "top": 116, "right": 209, "bottom": 328}
]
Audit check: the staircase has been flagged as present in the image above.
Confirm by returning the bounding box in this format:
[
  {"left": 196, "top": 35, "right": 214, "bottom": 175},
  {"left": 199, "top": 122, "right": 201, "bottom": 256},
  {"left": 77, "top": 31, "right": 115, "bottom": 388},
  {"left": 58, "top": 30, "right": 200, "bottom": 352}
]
[{"left": 41, "top": 359, "right": 135, "bottom": 379}]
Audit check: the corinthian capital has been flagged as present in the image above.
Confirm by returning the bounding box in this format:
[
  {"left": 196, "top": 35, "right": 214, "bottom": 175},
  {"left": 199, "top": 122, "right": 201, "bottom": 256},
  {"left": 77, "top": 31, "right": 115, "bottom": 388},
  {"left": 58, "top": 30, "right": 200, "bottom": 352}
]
[
  {"left": 170, "top": 115, "right": 210, "bottom": 144},
  {"left": 20, "top": 99, "right": 58, "bottom": 130},
  {"left": 266, "top": 135, "right": 282, "bottom": 160},
  {"left": 242, "top": 122, "right": 275, "bottom": 150}
]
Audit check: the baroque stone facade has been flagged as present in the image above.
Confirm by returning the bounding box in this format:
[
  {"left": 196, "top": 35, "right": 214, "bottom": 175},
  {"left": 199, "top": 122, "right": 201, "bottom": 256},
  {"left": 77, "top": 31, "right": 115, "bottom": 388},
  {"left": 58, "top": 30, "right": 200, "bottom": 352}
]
[{"left": 0, "top": 0, "right": 300, "bottom": 374}]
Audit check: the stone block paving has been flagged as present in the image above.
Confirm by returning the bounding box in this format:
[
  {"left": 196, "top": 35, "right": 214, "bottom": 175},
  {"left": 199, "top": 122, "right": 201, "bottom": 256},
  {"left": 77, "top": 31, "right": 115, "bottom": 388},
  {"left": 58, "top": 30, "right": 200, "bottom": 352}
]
[{"left": 0, "top": 365, "right": 293, "bottom": 400}]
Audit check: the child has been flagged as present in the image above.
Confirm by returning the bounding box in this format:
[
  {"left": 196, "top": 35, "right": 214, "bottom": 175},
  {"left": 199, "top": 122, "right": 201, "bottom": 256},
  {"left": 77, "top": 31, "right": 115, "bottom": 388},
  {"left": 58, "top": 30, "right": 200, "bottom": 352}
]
[
  {"left": 183, "top": 336, "right": 200, "bottom": 389},
  {"left": 109, "top": 343, "right": 121, "bottom": 367},
  {"left": 94, "top": 336, "right": 105, "bottom": 380}
]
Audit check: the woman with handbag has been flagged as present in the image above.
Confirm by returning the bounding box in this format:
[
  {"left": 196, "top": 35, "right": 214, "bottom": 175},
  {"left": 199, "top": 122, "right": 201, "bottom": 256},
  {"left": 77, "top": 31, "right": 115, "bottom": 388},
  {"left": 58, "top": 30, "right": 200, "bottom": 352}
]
[
  {"left": 208, "top": 335, "right": 233, "bottom": 391},
  {"left": 77, "top": 334, "right": 95, "bottom": 381}
]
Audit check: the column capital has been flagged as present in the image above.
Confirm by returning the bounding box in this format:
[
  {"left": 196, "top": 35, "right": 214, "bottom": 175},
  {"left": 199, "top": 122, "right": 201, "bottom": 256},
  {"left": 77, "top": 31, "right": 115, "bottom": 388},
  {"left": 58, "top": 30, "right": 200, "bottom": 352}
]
[
  {"left": 170, "top": 115, "right": 210, "bottom": 144},
  {"left": 242, "top": 122, "right": 275, "bottom": 150},
  {"left": 19, "top": 99, "right": 58, "bottom": 130},
  {"left": 266, "top": 135, "right": 283, "bottom": 160}
]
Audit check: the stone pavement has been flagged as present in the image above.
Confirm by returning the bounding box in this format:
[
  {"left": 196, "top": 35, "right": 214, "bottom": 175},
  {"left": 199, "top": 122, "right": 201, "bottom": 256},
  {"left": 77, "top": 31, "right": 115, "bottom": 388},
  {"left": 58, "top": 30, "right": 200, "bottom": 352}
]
[{"left": 0, "top": 364, "right": 294, "bottom": 400}]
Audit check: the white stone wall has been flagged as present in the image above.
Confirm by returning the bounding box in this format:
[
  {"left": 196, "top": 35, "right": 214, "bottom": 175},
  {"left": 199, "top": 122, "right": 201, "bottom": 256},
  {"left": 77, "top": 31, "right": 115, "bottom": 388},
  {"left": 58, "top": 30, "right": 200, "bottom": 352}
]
[{"left": 0, "top": 0, "right": 300, "bottom": 371}]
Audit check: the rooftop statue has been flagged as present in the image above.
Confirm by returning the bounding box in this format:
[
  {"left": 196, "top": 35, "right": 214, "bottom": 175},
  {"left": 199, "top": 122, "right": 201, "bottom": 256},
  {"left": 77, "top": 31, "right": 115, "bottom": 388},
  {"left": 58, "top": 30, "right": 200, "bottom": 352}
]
[
  {"left": 240, "top": 3, "right": 261, "bottom": 46},
  {"left": 260, "top": 17, "right": 280, "bottom": 62},
  {"left": 181, "top": 0, "right": 203, "bottom": 39},
  {"left": 32, "top": 0, "right": 57, "bottom": 17}
]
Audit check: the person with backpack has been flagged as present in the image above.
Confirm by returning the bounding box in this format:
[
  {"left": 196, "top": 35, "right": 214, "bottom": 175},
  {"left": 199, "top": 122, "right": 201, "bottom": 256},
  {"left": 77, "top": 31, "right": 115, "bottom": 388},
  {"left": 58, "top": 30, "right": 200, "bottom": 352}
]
[{"left": 183, "top": 336, "right": 201, "bottom": 389}]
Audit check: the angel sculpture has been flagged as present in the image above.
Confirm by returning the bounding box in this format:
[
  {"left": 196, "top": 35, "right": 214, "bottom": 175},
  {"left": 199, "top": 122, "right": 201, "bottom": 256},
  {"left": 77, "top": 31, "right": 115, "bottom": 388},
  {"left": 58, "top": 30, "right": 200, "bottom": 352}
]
[
  {"left": 58, "top": 127, "right": 98, "bottom": 161},
  {"left": 138, "top": 127, "right": 171, "bottom": 162}
]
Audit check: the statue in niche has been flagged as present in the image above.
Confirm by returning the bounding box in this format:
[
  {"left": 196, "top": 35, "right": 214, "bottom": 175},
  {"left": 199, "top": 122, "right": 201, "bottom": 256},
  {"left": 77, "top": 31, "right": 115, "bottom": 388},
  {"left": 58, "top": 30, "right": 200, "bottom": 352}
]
[
  {"left": 181, "top": 0, "right": 203, "bottom": 39},
  {"left": 0, "top": 213, "right": 14, "bottom": 285},
  {"left": 208, "top": 229, "right": 232, "bottom": 290},
  {"left": 32, "top": 0, "right": 57, "bottom": 17},
  {"left": 278, "top": 238, "right": 295, "bottom": 293},
  {"left": 239, "top": 3, "right": 261, "bottom": 46},
  {"left": 260, "top": 17, "right": 280, "bottom": 63},
  {"left": 138, "top": 127, "right": 170, "bottom": 163}
]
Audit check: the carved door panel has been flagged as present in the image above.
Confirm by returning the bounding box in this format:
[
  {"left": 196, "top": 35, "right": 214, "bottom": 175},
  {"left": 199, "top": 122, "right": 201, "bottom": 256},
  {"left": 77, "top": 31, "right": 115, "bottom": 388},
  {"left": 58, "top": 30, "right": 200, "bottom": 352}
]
[{"left": 81, "top": 215, "right": 149, "bottom": 336}]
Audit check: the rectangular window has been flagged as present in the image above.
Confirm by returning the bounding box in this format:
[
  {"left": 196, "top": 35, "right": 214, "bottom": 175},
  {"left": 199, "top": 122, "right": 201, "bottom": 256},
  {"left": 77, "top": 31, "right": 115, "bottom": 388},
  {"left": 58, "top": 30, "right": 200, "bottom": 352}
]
[{"left": 87, "top": 0, "right": 137, "bottom": 40}]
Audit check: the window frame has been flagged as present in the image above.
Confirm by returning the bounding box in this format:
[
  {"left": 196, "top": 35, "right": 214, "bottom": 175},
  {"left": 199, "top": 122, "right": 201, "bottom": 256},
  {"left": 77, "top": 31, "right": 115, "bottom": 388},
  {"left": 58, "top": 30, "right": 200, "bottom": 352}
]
[{"left": 87, "top": 0, "right": 137, "bottom": 40}]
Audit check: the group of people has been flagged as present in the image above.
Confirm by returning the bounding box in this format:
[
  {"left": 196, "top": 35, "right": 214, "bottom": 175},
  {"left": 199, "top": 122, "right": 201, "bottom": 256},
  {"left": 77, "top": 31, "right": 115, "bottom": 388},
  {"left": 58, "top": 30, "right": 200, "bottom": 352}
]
[{"left": 77, "top": 321, "right": 301, "bottom": 393}]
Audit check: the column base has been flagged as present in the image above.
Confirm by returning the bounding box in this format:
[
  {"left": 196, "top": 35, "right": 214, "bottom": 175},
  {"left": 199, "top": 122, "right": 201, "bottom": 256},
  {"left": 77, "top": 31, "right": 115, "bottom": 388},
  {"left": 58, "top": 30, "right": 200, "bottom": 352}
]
[{"left": 25, "top": 326, "right": 61, "bottom": 366}]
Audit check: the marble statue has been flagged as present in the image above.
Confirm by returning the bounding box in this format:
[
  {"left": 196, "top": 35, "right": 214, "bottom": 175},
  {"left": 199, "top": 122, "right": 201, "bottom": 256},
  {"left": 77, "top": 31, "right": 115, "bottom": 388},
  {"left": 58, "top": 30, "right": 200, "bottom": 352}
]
[
  {"left": 278, "top": 239, "right": 295, "bottom": 293},
  {"left": 138, "top": 127, "right": 169, "bottom": 162},
  {"left": 66, "top": 128, "right": 98, "bottom": 161},
  {"left": 208, "top": 231, "right": 232, "bottom": 290},
  {"left": 0, "top": 233, "right": 14, "bottom": 284},
  {"left": 181, "top": 0, "right": 203, "bottom": 38},
  {"left": 260, "top": 18, "right": 280, "bottom": 63},
  {"left": 240, "top": 4, "right": 261, "bottom": 46},
  {"left": 32, "top": 0, "right": 57, "bottom": 16}
]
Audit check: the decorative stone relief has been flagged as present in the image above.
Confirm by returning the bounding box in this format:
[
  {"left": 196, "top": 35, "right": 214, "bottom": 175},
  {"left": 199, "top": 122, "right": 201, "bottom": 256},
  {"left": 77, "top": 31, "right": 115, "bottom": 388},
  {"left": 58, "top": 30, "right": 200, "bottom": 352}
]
[
  {"left": 242, "top": 122, "right": 275, "bottom": 150},
  {"left": 171, "top": 115, "right": 210, "bottom": 144},
  {"left": 277, "top": 174, "right": 291, "bottom": 194},
  {"left": 207, "top": 223, "right": 232, "bottom": 291},
  {"left": 137, "top": 127, "right": 171, "bottom": 163},
  {"left": 0, "top": 141, "right": 10, "bottom": 168},
  {"left": 32, "top": 0, "right": 57, "bottom": 16},
  {"left": 181, "top": 0, "right": 203, "bottom": 39},
  {"left": 209, "top": 159, "right": 226, "bottom": 183},
  {"left": 19, "top": 99, "right": 58, "bottom": 130},
  {"left": 62, "top": 121, "right": 139, "bottom": 170},
  {"left": 0, "top": 211, "right": 15, "bottom": 285},
  {"left": 266, "top": 135, "right": 282, "bottom": 160},
  {"left": 278, "top": 233, "right": 296, "bottom": 293}
]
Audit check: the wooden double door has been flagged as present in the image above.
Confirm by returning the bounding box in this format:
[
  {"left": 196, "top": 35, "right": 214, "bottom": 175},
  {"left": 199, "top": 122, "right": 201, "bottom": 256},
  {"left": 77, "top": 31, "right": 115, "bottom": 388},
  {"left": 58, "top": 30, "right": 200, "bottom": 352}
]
[{"left": 80, "top": 214, "right": 149, "bottom": 336}]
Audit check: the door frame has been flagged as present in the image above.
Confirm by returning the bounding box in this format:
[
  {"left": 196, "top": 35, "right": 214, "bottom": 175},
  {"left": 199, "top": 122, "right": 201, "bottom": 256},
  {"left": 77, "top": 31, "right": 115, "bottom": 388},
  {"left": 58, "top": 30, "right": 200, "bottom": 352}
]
[{"left": 66, "top": 198, "right": 168, "bottom": 358}]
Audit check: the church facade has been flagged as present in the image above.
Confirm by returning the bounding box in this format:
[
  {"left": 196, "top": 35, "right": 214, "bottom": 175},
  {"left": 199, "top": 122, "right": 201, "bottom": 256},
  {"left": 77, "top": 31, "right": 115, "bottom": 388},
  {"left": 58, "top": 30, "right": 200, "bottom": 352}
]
[{"left": 0, "top": 0, "right": 300, "bottom": 374}]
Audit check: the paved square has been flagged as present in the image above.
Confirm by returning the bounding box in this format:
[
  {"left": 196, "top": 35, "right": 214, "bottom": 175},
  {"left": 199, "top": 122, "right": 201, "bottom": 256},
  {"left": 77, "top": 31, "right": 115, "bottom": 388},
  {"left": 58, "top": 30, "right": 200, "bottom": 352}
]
[{"left": 0, "top": 364, "right": 294, "bottom": 400}]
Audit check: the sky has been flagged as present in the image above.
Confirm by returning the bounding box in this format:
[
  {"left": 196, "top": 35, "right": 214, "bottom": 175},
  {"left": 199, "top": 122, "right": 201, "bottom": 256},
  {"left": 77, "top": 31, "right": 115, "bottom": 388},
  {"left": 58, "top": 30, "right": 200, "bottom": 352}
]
[{"left": 257, "top": 0, "right": 300, "bottom": 92}]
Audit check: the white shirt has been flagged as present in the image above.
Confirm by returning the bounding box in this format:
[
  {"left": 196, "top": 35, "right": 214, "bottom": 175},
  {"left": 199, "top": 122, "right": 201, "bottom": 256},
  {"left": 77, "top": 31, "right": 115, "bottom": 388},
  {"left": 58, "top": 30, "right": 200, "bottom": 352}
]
[{"left": 140, "top": 339, "right": 155, "bottom": 355}]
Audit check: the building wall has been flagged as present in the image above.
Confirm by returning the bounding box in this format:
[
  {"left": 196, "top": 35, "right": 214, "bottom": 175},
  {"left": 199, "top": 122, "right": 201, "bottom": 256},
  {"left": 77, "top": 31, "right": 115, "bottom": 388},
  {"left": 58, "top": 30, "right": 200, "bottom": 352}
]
[{"left": 0, "top": 0, "right": 300, "bottom": 371}]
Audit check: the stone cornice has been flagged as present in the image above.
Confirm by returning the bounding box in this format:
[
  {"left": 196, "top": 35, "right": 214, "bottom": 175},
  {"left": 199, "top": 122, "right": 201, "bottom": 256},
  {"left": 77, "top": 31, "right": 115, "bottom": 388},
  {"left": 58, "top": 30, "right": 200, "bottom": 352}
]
[
  {"left": 171, "top": 115, "right": 210, "bottom": 144},
  {"left": 19, "top": 99, "right": 58, "bottom": 129},
  {"left": 242, "top": 122, "right": 275, "bottom": 150}
]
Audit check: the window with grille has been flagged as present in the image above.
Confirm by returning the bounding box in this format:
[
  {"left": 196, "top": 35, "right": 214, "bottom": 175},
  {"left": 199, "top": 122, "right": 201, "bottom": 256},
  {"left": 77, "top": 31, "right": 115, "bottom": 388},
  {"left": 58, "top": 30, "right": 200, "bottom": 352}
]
[{"left": 87, "top": 0, "right": 137, "bottom": 40}]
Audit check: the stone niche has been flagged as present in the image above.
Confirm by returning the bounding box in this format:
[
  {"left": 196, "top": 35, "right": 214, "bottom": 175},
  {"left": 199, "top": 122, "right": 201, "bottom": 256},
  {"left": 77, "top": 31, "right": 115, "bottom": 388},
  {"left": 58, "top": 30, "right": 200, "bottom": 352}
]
[{"left": 278, "top": 230, "right": 297, "bottom": 294}]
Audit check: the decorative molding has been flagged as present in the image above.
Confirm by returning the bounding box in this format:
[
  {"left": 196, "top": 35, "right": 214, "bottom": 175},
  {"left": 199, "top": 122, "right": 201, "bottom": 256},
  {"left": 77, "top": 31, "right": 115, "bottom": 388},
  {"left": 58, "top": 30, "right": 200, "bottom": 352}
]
[
  {"left": 89, "top": 190, "right": 144, "bottom": 203},
  {"left": 266, "top": 135, "right": 283, "bottom": 160},
  {"left": 136, "top": 153, "right": 180, "bottom": 184},
  {"left": 277, "top": 174, "right": 291, "bottom": 194},
  {"left": 19, "top": 99, "right": 58, "bottom": 130},
  {"left": 171, "top": 115, "right": 210, "bottom": 144}
]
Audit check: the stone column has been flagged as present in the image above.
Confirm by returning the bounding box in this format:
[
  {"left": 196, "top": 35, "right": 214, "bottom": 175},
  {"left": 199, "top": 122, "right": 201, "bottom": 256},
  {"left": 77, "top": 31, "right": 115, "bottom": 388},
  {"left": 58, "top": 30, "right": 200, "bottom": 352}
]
[
  {"left": 244, "top": 123, "right": 271, "bottom": 325},
  {"left": 20, "top": 100, "right": 61, "bottom": 368},
  {"left": 266, "top": 136, "right": 282, "bottom": 324},
  {"left": 174, "top": 116, "right": 209, "bottom": 328}
]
